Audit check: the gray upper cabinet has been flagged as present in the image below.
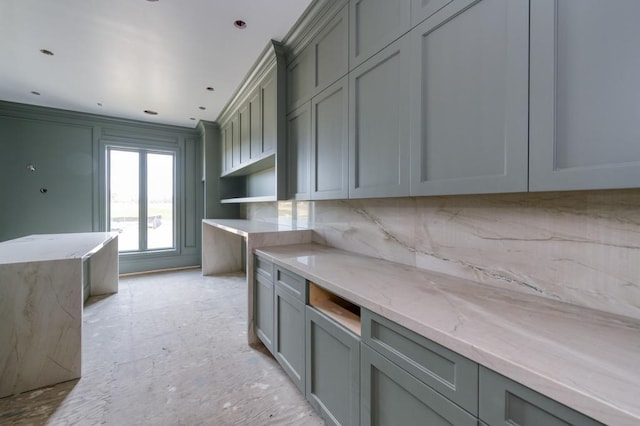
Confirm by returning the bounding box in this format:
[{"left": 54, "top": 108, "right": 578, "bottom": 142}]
[
  {"left": 231, "top": 113, "right": 240, "bottom": 169},
  {"left": 287, "top": 46, "right": 315, "bottom": 113},
  {"left": 239, "top": 103, "right": 250, "bottom": 164},
  {"left": 260, "top": 67, "right": 277, "bottom": 156},
  {"left": 349, "top": 0, "right": 411, "bottom": 69},
  {"left": 248, "top": 87, "right": 262, "bottom": 160},
  {"left": 311, "top": 76, "right": 349, "bottom": 200},
  {"left": 529, "top": 0, "right": 640, "bottom": 192},
  {"left": 479, "top": 367, "right": 603, "bottom": 426},
  {"left": 409, "top": 0, "right": 529, "bottom": 196},
  {"left": 411, "top": 0, "right": 455, "bottom": 27},
  {"left": 287, "top": 102, "right": 312, "bottom": 200},
  {"left": 287, "top": 5, "right": 348, "bottom": 114},
  {"left": 221, "top": 120, "right": 232, "bottom": 174},
  {"left": 349, "top": 36, "right": 411, "bottom": 198}
]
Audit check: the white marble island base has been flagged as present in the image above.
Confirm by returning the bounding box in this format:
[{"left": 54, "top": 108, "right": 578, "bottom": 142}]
[{"left": 0, "top": 233, "right": 118, "bottom": 398}]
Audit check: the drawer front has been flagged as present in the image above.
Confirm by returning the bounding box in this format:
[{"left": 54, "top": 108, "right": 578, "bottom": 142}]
[
  {"left": 254, "top": 255, "right": 273, "bottom": 279},
  {"left": 362, "top": 309, "right": 478, "bottom": 415},
  {"left": 275, "top": 266, "right": 306, "bottom": 301},
  {"left": 479, "top": 367, "right": 603, "bottom": 426},
  {"left": 361, "top": 344, "right": 477, "bottom": 426}
]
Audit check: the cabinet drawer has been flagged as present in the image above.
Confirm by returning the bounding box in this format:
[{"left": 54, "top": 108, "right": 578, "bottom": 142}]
[
  {"left": 254, "top": 255, "right": 273, "bottom": 279},
  {"left": 361, "top": 344, "right": 477, "bottom": 426},
  {"left": 479, "top": 367, "right": 603, "bottom": 426},
  {"left": 362, "top": 309, "right": 478, "bottom": 415},
  {"left": 275, "top": 266, "right": 306, "bottom": 301}
]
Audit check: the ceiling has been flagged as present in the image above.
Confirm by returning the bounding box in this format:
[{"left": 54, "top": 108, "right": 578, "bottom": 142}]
[{"left": 0, "top": 0, "right": 313, "bottom": 128}]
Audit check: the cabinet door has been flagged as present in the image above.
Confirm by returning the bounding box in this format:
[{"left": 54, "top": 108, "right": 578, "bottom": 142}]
[
  {"left": 231, "top": 113, "right": 240, "bottom": 169},
  {"left": 479, "top": 367, "right": 603, "bottom": 426},
  {"left": 305, "top": 306, "right": 360, "bottom": 426},
  {"left": 260, "top": 68, "right": 277, "bottom": 156},
  {"left": 349, "top": 36, "right": 410, "bottom": 198},
  {"left": 312, "top": 5, "right": 349, "bottom": 97},
  {"left": 288, "top": 45, "right": 315, "bottom": 113},
  {"left": 350, "top": 0, "right": 411, "bottom": 69},
  {"left": 255, "top": 271, "right": 274, "bottom": 354},
  {"left": 529, "top": 0, "right": 640, "bottom": 191},
  {"left": 411, "top": 0, "right": 455, "bottom": 27},
  {"left": 274, "top": 285, "right": 306, "bottom": 393},
  {"left": 221, "top": 122, "right": 232, "bottom": 174},
  {"left": 409, "top": 0, "right": 528, "bottom": 196},
  {"left": 361, "top": 344, "right": 477, "bottom": 426},
  {"left": 248, "top": 87, "right": 262, "bottom": 160},
  {"left": 287, "top": 102, "right": 312, "bottom": 200},
  {"left": 311, "top": 76, "right": 349, "bottom": 200},
  {"left": 239, "top": 103, "right": 250, "bottom": 164}
]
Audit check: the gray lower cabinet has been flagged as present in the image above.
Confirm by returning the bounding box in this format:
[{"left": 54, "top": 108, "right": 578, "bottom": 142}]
[
  {"left": 348, "top": 35, "right": 411, "bottom": 198},
  {"left": 254, "top": 264, "right": 274, "bottom": 354},
  {"left": 273, "top": 268, "right": 306, "bottom": 393},
  {"left": 479, "top": 367, "right": 603, "bottom": 426},
  {"left": 287, "top": 102, "right": 312, "bottom": 200},
  {"left": 529, "top": 0, "right": 640, "bottom": 191},
  {"left": 361, "top": 344, "right": 477, "bottom": 426},
  {"left": 349, "top": 0, "right": 411, "bottom": 69},
  {"left": 409, "top": 0, "right": 529, "bottom": 196},
  {"left": 311, "top": 76, "right": 349, "bottom": 200},
  {"left": 305, "top": 306, "right": 360, "bottom": 426},
  {"left": 362, "top": 309, "right": 478, "bottom": 415}
]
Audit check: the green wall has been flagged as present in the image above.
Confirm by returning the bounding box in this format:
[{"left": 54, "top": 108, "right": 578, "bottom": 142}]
[{"left": 0, "top": 101, "right": 229, "bottom": 273}]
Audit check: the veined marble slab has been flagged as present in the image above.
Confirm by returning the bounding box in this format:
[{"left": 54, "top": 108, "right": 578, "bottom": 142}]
[
  {"left": 0, "top": 232, "right": 118, "bottom": 398},
  {"left": 256, "top": 243, "right": 640, "bottom": 426},
  {"left": 201, "top": 220, "right": 312, "bottom": 345}
]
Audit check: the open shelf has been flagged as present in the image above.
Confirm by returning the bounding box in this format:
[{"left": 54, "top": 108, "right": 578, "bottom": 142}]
[
  {"left": 220, "top": 195, "right": 277, "bottom": 204},
  {"left": 309, "top": 282, "right": 361, "bottom": 336},
  {"left": 221, "top": 153, "right": 275, "bottom": 178}
]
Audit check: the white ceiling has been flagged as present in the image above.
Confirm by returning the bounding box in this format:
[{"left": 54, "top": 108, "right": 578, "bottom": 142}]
[{"left": 0, "top": 0, "right": 313, "bottom": 128}]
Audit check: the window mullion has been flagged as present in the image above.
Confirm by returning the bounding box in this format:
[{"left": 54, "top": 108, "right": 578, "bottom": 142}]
[{"left": 139, "top": 151, "right": 148, "bottom": 251}]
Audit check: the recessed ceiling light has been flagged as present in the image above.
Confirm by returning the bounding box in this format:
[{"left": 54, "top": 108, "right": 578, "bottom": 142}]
[
  {"left": 234, "top": 20, "right": 247, "bottom": 29},
  {"left": 206, "top": 87, "right": 214, "bottom": 92},
  {"left": 144, "top": 109, "right": 158, "bottom": 115},
  {"left": 31, "top": 91, "right": 41, "bottom": 96},
  {"left": 97, "top": 102, "right": 103, "bottom": 107},
  {"left": 146, "top": 0, "right": 159, "bottom": 2},
  {"left": 199, "top": 106, "right": 206, "bottom": 110},
  {"left": 40, "top": 49, "right": 54, "bottom": 56},
  {"left": 190, "top": 117, "right": 196, "bottom": 121}
]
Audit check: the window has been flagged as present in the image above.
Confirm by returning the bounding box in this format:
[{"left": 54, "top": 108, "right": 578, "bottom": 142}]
[{"left": 107, "top": 147, "right": 176, "bottom": 253}]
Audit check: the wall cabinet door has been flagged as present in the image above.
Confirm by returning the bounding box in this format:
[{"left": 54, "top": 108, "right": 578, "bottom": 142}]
[
  {"left": 349, "top": 36, "right": 411, "bottom": 198},
  {"left": 350, "top": 0, "right": 411, "bottom": 69},
  {"left": 221, "top": 121, "right": 232, "bottom": 174},
  {"left": 260, "top": 67, "right": 277, "bottom": 156},
  {"left": 305, "top": 306, "right": 360, "bottom": 426},
  {"left": 274, "top": 284, "right": 306, "bottom": 393},
  {"left": 231, "top": 113, "right": 240, "bottom": 169},
  {"left": 411, "top": 0, "right": 455, "bottom": 27},
  {"left": 409, "top": 0, "right": 529, "bottom": 196},
  {"left": 287, "top": 102, "right": 312, "bottom": 200},
  {"left": 288, "top": 45, "right": 315, "bottom": 113},
  {"left": 239, "top": 103, "right": 250, "bottom": 164},
  {"left": 255, "top": 269, "right": 274, "bottom": 354},
  {"left": 311, "top": 76, "right": 349, "bottom": 200},
  {"left": 361, "top": 344, "right": 477, "bottom": 426},
  {"left": 529, "top": 0, "right": 640, "bottom": 191},
  {"left": 248, "top": 87, "right": 262, "bottom": 160},
  {"left": 312, "top": 5, "right": 349, "bottom": 97},
  {"left": 479, "top": 367, "right": 603, "bottom": 426}
]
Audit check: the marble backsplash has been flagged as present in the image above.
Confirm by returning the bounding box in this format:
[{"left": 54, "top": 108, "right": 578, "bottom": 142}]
[{"left": 243, "top": 189, "right": 640, "bottom": 320}]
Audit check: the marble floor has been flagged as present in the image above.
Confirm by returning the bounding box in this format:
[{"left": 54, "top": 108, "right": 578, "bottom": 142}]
[{"left": 0, "top": 269, "right": 324, "bottom": 426}]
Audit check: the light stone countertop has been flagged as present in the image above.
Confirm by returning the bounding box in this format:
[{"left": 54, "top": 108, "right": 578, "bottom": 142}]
[
  {"left": 202, "top": 219, "right": 309, "bottom": 237},
  {"left": 255, "top": 243, "right": 640, "bottom": 426},
  {"left": 0, "top": 232, "right": 118, "bottom": 264}
]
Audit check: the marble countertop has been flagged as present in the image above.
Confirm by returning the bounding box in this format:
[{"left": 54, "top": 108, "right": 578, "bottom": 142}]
[
  {"left": 0, "top": 232, "right": 117, "bottom": 264},
  {"left": 202, "top": 219, "right": 309, "bottom": 237},
  {"left": 256, "top": 243, "right": 640, "bottom": 426}
]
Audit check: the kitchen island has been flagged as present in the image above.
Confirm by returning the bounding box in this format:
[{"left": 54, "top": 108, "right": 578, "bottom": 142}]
[{"left": 0, "top": 232, "right": 118, "bottom": 398}]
